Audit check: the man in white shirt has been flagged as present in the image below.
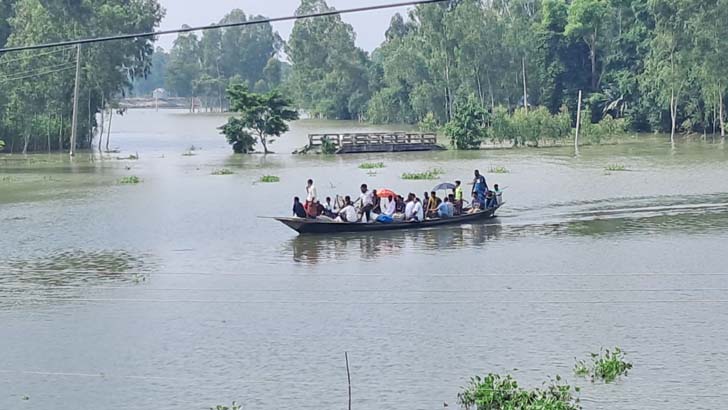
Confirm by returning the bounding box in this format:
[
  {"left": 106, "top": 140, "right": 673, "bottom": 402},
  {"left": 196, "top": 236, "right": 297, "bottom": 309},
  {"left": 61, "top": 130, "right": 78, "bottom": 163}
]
[
  {"left": 306, "top": 179, "right": 317, "bottom": 203},
  {"left": 413, "top": 197, "right": 424, "bottom": 222},
  {"left": 359, "top": 183, "right": 374, "bottom": 222},
  {"left": 336, "top": 196, "right": 358, "bottom": 223},
  {"left": 383, "top": 195, "right": 396, "bottom": 216},
  {"left": 404, "top": 193, "right": 416, "bottom": 221}
]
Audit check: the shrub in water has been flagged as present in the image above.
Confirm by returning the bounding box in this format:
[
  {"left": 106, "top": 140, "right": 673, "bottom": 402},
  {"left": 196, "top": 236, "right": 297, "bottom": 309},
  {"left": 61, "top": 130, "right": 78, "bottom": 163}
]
[
  {"left": 259, "top": 175, "right": 280, "bottom": 183},
  {"left": 211, "top": 168, "right": 234, "bottom": 175},
  {"left": 574, "top": 347, "right": 632, "bottom": 383},
  {"left": 359, "top": 162, "right": 385, "bottom": 169},
  {"left": 119, "top": 176, "right": 141, "bottom": 184},
  {"left": 458, "top": 373, "right": 581, "bottom": 410}
]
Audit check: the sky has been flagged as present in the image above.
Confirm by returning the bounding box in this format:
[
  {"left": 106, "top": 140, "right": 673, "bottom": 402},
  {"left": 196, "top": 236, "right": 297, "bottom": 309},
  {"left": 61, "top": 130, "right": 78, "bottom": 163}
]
[{"left": 156, "top": 0, "right": 411, "bottom": 52}]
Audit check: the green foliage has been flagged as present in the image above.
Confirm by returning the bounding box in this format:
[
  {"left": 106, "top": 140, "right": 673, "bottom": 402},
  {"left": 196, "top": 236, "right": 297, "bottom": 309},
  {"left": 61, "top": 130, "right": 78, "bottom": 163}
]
[
  {"left": 605, "top": 164, "right": 628, "bottom": 171},
  {"left": 259, "top": 175, "right": 280, "bottom": 183},
  {"left": 210, "top": 401, "right": 242, "bottom": 410},
  {"left": 119, "top": 176, "right": 141, "bottom": 184},
  {"left": 574, "top": 347, "right": 633, "bottom": 383},
  {"left": 401, "top": 168, "right": 444, "bottom": 180},
  {"left": 320, "top": 136, "right": 337, "bottom": 154},
  {"left": 358, "top": 162, "right": 385, "bottom": 169},
  {"left": 286, "top": 0, "right": 371, "bottom": 120},
  {"left": 221, "top": 85, "right": 299, "bottom": 154},
  {"left": 444, "top": 95, "right": 488, "bottom": 149},
  {"left": 457, "top": 373, "right": 581, "bottom": 410},
  {"left": 488, "top": 166, "right": 509, "bottom": 174},
  {"left": 211, "top": 168, "right": 234, "bottom": 175},
  {"left": 418, "top": 112, "right": 439, "bottom": 132}
]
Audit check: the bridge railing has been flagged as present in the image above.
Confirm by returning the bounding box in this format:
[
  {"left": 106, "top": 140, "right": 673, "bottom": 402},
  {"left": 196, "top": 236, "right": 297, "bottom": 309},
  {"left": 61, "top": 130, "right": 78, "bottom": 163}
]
[{"left": 307, "top": 133, "right": 438, "bottom": 147}]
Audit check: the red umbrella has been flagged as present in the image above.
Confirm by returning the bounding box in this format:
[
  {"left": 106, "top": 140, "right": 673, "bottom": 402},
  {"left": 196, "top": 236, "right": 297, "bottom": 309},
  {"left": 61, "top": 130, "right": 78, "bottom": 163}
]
[{"left": 376, "top": 188, "right": 397, "bottom": 198}]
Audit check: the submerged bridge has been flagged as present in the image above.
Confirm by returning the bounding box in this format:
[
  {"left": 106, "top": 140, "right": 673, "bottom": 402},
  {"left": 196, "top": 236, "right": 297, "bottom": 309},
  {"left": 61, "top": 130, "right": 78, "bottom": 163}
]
[{"left": 304, "top": 132, "right": 445, "bottom": 154}]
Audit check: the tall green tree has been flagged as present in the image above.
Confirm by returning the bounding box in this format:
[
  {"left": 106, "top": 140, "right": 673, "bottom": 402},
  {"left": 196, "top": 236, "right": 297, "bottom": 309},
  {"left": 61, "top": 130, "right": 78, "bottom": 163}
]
[{"left": 286, "top": 0, "right": 371, "bottom": 120}]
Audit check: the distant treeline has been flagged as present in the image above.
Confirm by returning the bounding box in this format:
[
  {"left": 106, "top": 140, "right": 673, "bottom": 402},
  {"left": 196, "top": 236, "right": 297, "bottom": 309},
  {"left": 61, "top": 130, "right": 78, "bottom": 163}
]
[{"left": 150, "top": 0, "right": 726, "bottom": 142}]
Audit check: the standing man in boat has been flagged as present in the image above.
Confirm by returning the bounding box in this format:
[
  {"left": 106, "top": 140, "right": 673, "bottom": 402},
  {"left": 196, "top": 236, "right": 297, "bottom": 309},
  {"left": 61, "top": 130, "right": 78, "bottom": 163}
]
[
  {"left": 305, "top": 179, "right": 317, "bottom": 215},
  {"left": 472, "top": 170, "right": 488, "bottom": 210},
  {"left": 359, "top": 184, "right": 375, "bottom": 222}
]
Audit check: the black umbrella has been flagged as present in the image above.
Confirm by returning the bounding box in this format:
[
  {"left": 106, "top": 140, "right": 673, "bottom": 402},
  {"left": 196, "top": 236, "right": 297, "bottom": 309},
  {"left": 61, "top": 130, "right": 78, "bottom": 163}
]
[{"left": 432, "top": 182, "right": 456, "bottom": 191}]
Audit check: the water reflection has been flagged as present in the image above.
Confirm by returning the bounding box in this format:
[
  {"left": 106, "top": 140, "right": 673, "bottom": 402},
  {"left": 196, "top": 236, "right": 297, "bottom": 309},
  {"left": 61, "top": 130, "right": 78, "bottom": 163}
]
[{"left": 289, "top": 221, "right": 503, "bottom": 264}]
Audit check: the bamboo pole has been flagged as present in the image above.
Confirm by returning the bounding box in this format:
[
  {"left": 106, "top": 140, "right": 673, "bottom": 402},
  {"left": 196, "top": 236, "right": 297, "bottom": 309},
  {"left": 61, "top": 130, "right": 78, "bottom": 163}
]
[
  {"left": 574, "top": 90, "right": 582, "bottom": 154},
  {"left": 345, "top": 352, "right": 352, "bottom": 410},
  {"left": 69, "top": 44, "right": 81, "bottom": 156}
]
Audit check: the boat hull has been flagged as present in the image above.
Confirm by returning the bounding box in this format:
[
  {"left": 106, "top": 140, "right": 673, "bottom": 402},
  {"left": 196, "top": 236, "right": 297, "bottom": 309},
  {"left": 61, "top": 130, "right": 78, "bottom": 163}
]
[{"left": 274, "top": 205, "right": 502, "bottom": 234}]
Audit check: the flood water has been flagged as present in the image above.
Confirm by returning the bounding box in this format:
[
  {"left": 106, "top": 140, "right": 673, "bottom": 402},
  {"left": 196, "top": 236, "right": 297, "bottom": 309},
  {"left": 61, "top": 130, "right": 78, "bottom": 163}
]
[{"left": 1, "top": 109, "right": 728, "bottom": 409}]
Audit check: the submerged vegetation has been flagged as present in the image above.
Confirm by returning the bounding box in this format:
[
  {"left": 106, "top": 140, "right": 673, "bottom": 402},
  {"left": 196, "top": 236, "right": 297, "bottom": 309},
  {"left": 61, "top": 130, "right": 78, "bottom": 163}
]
[
  {"left": 458, "top": 374, "right": 581, "bottom": 410},
  {"left": 118, "top": 176, "right": 141, "bottom": 184},
  {"left": 358, "top": 162, "right": 385, "bottom": 169},
  {"left": 605, "top": 164, "right": 629, "bottom": 172},
  {"left": 488, "top": 166, "right": 509, "bottom": 174},
  {"left": 574, "top": 347, "right": 633, "bottom": 383},
  {"left": 210, "top": 402, "right": 242, "bottom": 410},
  {"left": 211, "top": 168, "right": 234, "bottom": 175},
  {"left": 401, "top": 168, "right": 444, "bottom": 180},
  {"left": 259, "top": 175, "right": 280, "bottom": 183}
]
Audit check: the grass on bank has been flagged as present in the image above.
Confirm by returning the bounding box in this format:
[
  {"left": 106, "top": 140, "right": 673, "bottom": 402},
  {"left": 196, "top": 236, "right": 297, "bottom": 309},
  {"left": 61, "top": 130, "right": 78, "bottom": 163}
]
[
  {"left": 574, "top": 347, "right": 632, "bottom": 383},
  {"left": 358, "top": 162, "right": 385, "bottom": 169},
  {"left": 401, "top": 168, "right": 444, "bottom": 180},
  {"left": 211, "top": 168, "right": 234, "bottom": 175},
  {"left": 118, "top": 176, "right": 141, "bottom": 184},
  {"left": 259, "top": 175, "right": 280, "bottom": 183}
]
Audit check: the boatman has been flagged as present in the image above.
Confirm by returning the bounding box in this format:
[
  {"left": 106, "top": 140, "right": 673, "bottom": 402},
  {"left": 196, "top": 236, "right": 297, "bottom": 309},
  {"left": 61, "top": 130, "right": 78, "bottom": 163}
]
[
  {"left": 472, "top": 170, "right": 488, "bottom": 210},
  {"left": 359, "top": 184, "right": 375, "bottom": 222},
  {"left": 305, "top": 178, "right": 317, "bottom": 215}
]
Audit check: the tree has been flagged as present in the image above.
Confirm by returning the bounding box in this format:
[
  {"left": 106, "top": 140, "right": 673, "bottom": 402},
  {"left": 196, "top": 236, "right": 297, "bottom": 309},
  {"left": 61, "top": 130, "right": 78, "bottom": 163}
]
[
  {"left": 221, "top": 85, "right": 299, "bottom": 154},
  {"left": 165, "top": 29, "right": 201, "bottom": 98},
  {"left": 565, "top": 0, "right": 611, "bottom": 90},
  {"left": 286, "top": 0, "right": 371, "bottom": 119},
  {"left": 443, "top": 94, "right": 488, "bottom": 149}
]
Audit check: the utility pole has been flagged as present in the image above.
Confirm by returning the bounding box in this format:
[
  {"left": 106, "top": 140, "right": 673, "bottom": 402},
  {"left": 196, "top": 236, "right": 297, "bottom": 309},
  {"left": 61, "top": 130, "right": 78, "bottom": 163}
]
[{"left": 70, "top": 44, "right": 81, "bottom": 156}]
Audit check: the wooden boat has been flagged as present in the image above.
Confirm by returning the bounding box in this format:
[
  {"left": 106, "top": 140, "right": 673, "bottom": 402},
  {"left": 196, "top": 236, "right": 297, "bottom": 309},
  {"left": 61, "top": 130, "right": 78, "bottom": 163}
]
[{"left": 274, "top": 204, "right": 503, "bottom": 234}]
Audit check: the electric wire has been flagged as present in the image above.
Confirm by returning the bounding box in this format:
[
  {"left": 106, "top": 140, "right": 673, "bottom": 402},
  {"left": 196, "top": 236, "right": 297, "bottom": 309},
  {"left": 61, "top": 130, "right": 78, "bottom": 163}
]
[
  {"left": 0, "top": 0, "right": 451, "bottom": 54},
  {"left": 0, "top": 46, "right": 75, "bottom": 64},
  {"left": 0, "top": 64, "right": 75, "bottom": 84}
]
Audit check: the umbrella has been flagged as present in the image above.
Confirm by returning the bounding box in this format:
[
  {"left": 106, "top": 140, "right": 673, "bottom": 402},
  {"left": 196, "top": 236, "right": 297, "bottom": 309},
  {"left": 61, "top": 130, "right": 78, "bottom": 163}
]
[
  {"left": 432, "top": 182, "right": 456, "bottom": 191},
  {"left": 376, "top": 188, "right": 397, "bottom": 198}
]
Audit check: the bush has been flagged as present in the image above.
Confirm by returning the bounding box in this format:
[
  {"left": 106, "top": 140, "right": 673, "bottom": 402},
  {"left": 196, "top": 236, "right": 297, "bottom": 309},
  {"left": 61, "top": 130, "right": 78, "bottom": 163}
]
[
  {"left": 418, "top": 112, "right": 439, "bottom": 133},
  {"left": 321, "top": 137, "right": 337, "bottom": 154},
  {"left": 444, "top": 94, "right": 488, "bottom": 149},
  {"left": 488, "top": 166, "right": 509, "bottom": 174},
  {"left": 458, "top": 373, "right": 581, "bottom": 410},
  {"left": 574, "top": 347, "right": 632, "bottom": 383}
]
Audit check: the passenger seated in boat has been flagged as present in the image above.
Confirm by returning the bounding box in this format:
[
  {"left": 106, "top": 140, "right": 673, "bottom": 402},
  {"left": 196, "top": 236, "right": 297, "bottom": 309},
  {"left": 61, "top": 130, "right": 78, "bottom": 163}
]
[
  {"left": 427, "top": 191, "right": 441, "bottom": 218},
  {"left": 437, "top": 196, "right": 454, "bottom": 218},
  {"left": 404, "top": 193, "right": 419, "bottom": 221},
  {"left": 447, "top": 194, "right": 459, "bottom": 215},
  {"left": 485, "top": 190, "right": 496, "bottom": 209},
  {"left": 410, "top": 195, "right": 424, "bottom": 222},
  {"left": 323, "top": 197, "right": 337, "bottom": 218},
  {"left": 383, "top": 195, "right": 396, "bottom": 216},
  {"left": 337, "top": 196, "right": 359, "bottom": 223},
  {"left": 493, "top": 184, "right": 502, "bottom": 206},
  {"left": 468, "top": 192, "right": 482, "bottom": 214},
  {"left": 395, "top": 195, "right": 406, "bottom": 213},
  {"left": 292, "top": 197, "right": 307, "bottom": 218},
  {"left": 372, "top": 190, "right": 382, "bottom": 214}
]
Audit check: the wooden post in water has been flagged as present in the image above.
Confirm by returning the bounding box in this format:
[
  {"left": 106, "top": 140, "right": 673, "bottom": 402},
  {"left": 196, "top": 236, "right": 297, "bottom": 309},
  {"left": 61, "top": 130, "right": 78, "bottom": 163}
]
[
  {"left": 574, "top": 90, "right": 582, "bottom": 154},
  {"left": 69, "top": 44, "right": 82, "bottom": 157}
]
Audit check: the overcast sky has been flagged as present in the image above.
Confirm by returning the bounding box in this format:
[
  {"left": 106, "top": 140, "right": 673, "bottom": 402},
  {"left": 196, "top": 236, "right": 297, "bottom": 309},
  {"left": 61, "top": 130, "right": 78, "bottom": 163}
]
[{"left": 156, "top": 0, "right": 410, "bottom": 52}]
